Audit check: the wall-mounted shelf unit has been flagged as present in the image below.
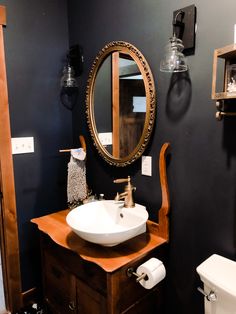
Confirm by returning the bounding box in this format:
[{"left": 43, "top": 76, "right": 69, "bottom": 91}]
[
  {"left": 212, "top": 44, "right": 236, "bottom": 120},
  {"left": 212, "top": 44, "right": 236, "bottom": 100}
]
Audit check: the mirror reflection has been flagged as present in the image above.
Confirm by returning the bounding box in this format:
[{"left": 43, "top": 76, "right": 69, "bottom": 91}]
[
  {"left": 94, "top": 53, "right": 146, "bottom": 158},
  {"left": 86, "top": 41, "right": 156, "bottom": 166}
]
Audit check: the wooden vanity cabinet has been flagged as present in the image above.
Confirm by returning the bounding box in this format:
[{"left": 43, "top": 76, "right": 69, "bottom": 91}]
[
  {"left": 41, "top": 235, "right": 107, "bottom": 314},
  {"left": 40, "top": 231, "right": 166, "bottom": 314},
  {"left": 31, "top": 143, "right": 170, "bottom": 313}
]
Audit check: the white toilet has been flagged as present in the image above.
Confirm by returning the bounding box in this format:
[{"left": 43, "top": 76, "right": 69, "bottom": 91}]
[{"left": 196, "top": 254, "right": 236, "bottom": 314}]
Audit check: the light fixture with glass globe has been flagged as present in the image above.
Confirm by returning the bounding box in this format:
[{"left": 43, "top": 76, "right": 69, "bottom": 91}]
[{"left": 160, "top": 5, "right": 196, "bottom": 73}]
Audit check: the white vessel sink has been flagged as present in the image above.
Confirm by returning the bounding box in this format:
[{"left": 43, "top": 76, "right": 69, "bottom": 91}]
[{"left": 66, "top": 200, "right": 148, "bottom": 246}]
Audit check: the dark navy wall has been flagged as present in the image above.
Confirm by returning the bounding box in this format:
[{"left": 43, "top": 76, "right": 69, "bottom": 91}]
[
  {"left": 68, "top": 1, "right": 236, "bottom": 313},
  {"left": 0, "top": 0, "right": 72, "bottom": 291}
]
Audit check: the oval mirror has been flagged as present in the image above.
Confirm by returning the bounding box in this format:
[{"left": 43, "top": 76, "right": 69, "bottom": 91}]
[{"left": 86, "top": 41, "right": 156, "bottom": 166}]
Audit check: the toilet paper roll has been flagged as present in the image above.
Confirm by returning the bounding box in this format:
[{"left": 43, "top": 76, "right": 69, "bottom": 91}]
[{"left": 136, "top": 257, "right": 166, "bottom": 289}]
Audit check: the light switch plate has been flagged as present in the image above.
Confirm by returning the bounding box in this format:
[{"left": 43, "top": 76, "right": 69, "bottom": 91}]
[
  {"left": 141, "top": 156, "right": 152, "bottom": 176},
  {"left": 11, "top": 137, "right": 34, "bottom": 154}
]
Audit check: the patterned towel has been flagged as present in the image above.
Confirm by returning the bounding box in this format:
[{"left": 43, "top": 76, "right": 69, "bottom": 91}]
[{"left": 67, "top": 148, "right": 87, "bottom": 207}]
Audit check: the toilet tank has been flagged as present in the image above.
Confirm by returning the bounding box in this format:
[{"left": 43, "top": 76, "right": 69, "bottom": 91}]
[{"left": 196, "top": 254, "right": 236, "bottom": 314}]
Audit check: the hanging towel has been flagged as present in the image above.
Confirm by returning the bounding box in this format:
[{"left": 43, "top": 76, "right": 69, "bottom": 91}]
[{"left": 67, "top": 148, "right": 87, "bottom": 207}]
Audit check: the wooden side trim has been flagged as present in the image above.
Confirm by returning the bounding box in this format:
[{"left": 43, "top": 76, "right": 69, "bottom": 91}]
[
  {"left": 79, "top": 135, "right": 86, "bottom": 153},
  {"left": 0, "top": 7, "right": 22, "bottom": 312},
  {"left": 157, "top": 143, "right": 170, "bottom": 241},
  {"left": 112, "top": 52, "right": 120, "bottom": 158},
  {"left": 106, "top": 272, "right": 120, "bottom": 314},
  {"left": 0, "top": 6, "right": 6, "bottom": 26},
  {"left": 212, "top": 49, "right": 218, "bottom": 99}
]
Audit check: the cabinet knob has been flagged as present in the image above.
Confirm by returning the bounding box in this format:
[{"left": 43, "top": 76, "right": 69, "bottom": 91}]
[{"left": 68, "top": 301, "right": 76, "bottom": 311}]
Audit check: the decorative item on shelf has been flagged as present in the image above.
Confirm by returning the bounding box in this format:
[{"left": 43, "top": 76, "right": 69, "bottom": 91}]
[
  {"left": 60, "top": 44, "right": 83, "bottom": 110},
  {"left": 226, "top": 64, "right": 236, "bottom": 94},
  {"left": 212, "top": 43, "right": 236, "bottom": 120},
  {"left": 212, "top": 24, "right": 236, "bottom": 120},
  {"left": 160, "top": 4, "right": 196, "bottom": 73}
]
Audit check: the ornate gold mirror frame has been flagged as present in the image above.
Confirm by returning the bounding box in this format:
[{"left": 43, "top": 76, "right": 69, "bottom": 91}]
[{"left": 86, "top": 41, "right": 156, "bottom": 167}]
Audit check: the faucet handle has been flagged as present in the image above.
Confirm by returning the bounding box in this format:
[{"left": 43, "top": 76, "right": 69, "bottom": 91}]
[
  {"left": 113, "top": 176, "right": 131, "bottom": 184},
  {"left": 114, "top": 192, "right": 120, "bottom": 201}
]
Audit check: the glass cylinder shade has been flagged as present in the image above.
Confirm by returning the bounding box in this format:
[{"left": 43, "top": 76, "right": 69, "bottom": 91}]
[
  {"left": 60, "top": 65, "right": 78, "bottom": 88},
  {"left": 160, "top": 36, "right": 188, "bottom": 72}
]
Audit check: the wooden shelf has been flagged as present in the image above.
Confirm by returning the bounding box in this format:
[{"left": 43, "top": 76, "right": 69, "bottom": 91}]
[
  {"left": 215, "top": 44, "right": 236, "bottom": 59},
  {"left": 213, "top": 92, "right": 236, "bottom": 100},
  {"left": 212, "top": 44, "right": 236, "bottom": 100}
]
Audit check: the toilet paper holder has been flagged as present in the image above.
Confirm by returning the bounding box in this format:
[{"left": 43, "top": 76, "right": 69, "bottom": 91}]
[{"left": 126, "top": 267, "right": 148, "bottom": 282}]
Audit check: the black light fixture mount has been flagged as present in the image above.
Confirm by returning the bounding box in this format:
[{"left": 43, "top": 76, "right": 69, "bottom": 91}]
[
  {"left": 160, "top": 4, "right": 196, "bottom": 73},
  {"left": 173, "top": 4, "right": 196, "bottom": 55}
]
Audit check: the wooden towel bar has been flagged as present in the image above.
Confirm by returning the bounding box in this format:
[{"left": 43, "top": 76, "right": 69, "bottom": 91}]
[{"left": 59, "top": 135, "right": 86, "bottom": 153}]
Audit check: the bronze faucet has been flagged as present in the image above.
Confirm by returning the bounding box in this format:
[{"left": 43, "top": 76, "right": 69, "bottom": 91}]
[{"left": 113, "top": 176, "right": 136, "bottom": 208}]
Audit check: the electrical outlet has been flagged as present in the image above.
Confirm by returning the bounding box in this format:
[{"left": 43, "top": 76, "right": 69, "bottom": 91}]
[
  {"left": 11, "top": 137, "right": 34, "bottom": 154},
  {"left": 141, "top": 156, "right": 152, "bottom": 176}
]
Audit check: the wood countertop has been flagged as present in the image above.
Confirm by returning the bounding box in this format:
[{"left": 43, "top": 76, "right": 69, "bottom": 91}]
[{"left": 31, "top": 209, "right": 167, "bottom": 273}]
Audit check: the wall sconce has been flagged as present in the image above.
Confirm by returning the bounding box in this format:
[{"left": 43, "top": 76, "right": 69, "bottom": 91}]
[
  {"left": 160, "top": 4, "right": 196, "bottom": 73},
  {"left": 60, "top": 45, "right": 83, "bottom": 110}
]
